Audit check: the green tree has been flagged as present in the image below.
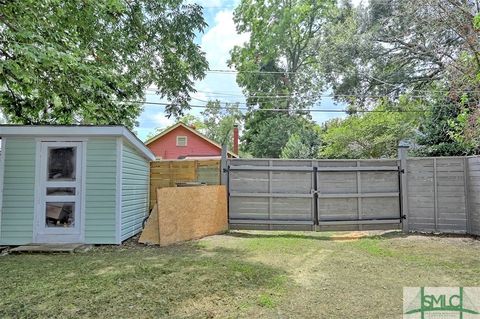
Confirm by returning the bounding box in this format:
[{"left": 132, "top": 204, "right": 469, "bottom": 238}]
[
  {"left": 230, "top": 0, "right": 335, "bottom": 153},
  {"left": 414, "top": 93, "right": 480, "bottom": 156},
  {"left": 318, "top": 0, "right": 480, "bottom": 157},
  {"left": 319, "top": 98, "right": 421, "bottom": 159},
  {"left": 200, "top": 100, "right": 243, "bottom": 150},
  {"left": 248, "top": 115, "right": 314, "bottom": 158},
  {"left": 0, "top": 0, "right": 208, "bottom": 128},
  {"left": 179, "top": 114, "right": 206, "bottom": 130},
  {"left": 322, "top": 0, "right": 480, "bottom": 105},
  {"left": 281, "top": 125, "right": 321, "bottom": 159}
]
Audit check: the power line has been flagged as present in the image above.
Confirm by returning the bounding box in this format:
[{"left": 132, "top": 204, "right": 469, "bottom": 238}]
[
  {"left": 137, "top": 100, "right": 426, "bottom": 113},
  {"left": 144, "top": 88, "right": 444, "bottom": 101},
  {"left": 145, "top": 82, "right": 480, "bottom": 98},
  {"left": 192, "top": 70, "right": 480, "bottom": 94},
  {"left": 207, "top": 69, "right": 296, "bottom": 74}
]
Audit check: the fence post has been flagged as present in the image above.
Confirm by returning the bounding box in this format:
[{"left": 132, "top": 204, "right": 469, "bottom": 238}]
[
  {"left": 220, "top": 144, "right": 228, "bottom": 186},
  {"left": 398, "top": 143, "right": 409, "bottom": 232}
]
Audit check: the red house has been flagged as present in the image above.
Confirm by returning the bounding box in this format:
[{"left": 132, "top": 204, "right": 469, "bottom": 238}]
[{"left": 145, "top": 122, "right": 238, "bottom": 159}]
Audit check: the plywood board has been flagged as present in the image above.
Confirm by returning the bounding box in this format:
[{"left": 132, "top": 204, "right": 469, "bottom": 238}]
[
  {"left": 138, "top": 204, "right": 160, "bottom": 245},
  {"left": 157, "top": 185, "right": 227, "bottom": 246},
  {"left": 149, "top": 160, "right": 221, "bottom": 208}
]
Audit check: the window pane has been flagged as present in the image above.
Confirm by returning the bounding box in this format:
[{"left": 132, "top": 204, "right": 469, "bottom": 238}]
[
  {"left": 176, "top": 136, "right": 187, "bottom": 146},
  {"left": 48, "top": 147, "right": 76, "bottom": 180},
  {"left": 46, "top": 187, "right": 75, "bottom": 196},
  {"left": 45, "top": 202, "right": 75, "bottom": 227}
]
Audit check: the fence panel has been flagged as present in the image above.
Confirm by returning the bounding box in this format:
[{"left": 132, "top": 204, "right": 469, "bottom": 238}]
[
  {"left": 228, "top": 159, "right": 314, "bottom": 231},
  {"left": 467, "top": 157, "right": 480, "bottom": 235},
  {"left": 316, "top": 160, "right": 400, "bottom": 231},
  {"left": 406, "top": 157, "right": 468, "bottom": 233}
]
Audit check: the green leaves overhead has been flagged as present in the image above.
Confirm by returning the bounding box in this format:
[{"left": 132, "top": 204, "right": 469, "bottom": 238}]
[
  {"left": 0, "top": 0, "right": 208, "bottom": 128},
  {"left": 230, "top": 0, "right": 335, "bottom": 110},
  {"left": 230, "top": 0, "right": 336, "bottom": 155},
  {"left": 322, "top": 0, "right": 480, "bottom": 105}
]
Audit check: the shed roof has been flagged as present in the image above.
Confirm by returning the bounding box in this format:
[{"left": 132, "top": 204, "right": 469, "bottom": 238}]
[{"left": 0, "top": 125, "right": 155, "bottom": 161}]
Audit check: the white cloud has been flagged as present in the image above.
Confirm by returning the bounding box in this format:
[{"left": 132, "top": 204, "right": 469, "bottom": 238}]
[
  {"left": 351, "top": 0, "right": 368, "bottom": 7},
  {"left": 201, "top": 10, "right": 250, "bottom": 70},
  {"left": 186, "top": 0, "right": 223, "bottom": 8},
  {"left": 152, "top": 113, "right": 174, "bottom": 128}
]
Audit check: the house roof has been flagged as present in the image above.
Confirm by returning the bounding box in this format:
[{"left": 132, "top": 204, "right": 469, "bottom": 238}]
[
  {"left": 0, "top": 125, "right": 155, "bottom": 161},
  {"left": 144, "top": 122, "right": 238, "bottom": 158}
]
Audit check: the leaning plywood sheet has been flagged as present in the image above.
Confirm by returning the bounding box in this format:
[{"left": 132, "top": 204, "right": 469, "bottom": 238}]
[
  {"left": 139, "top": 204, "right": 160, "bottom": 244},
  {"left": 149, "top": 160, "right": 221, "bottom": 208},
  {"left": 157, "top": 185, "right": 227, "bottom": 246}
]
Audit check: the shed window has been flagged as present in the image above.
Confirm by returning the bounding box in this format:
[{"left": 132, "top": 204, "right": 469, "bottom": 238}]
[
  {"left": 45, "top": 202, "right": 75, "bottom": 227},
  {"left": 176, "top": 136, "right": 187, "bottom": 147},
  {"left": 47, "top": 147, "right": 76, "bottom": 180}
]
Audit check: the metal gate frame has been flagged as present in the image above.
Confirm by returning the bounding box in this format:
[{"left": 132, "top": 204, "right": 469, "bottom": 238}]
[{"left": 225, "top": 162, "right": 405, "bottom": 229}]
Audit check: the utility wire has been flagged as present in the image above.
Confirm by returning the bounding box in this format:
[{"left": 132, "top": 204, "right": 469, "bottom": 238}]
[
  {"left": 144, "top": 88, "right": 432, "bottom": 99},
  {"left": 136, "top": 100, "right": 426, "bottom": 113},
  {"left": 144, "top": 89, "right": 444, "bottom": 102},
  {"left": 145, "top": 83, "right": 480, "bottom": 97}
]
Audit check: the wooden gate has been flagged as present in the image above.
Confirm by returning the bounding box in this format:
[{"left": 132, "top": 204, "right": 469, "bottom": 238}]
[{"left": 227, "top": 159, "right": 404, "bottom": 231}]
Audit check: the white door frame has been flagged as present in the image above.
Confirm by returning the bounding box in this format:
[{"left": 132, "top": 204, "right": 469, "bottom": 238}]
[{"left": 34, "top": 139, "right": 86, "bottom": 243}]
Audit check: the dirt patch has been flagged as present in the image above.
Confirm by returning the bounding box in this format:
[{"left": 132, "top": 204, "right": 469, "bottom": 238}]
[{"left": 330, "top": 231, "right": 370, "bottom": 241}]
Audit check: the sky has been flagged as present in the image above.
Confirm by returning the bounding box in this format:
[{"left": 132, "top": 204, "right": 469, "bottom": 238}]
[{"left": 136, "top": 0, "right": 353, "bottom": 141}]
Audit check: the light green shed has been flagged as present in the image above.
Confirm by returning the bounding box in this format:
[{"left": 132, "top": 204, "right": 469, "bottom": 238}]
[{"left": 0, "top": 125, "right": 155, "bottom": 245}]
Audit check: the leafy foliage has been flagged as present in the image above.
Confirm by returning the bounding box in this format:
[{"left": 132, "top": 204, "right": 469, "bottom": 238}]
[
  {"left": 248, "top": 115, "right": 318, "bottom": 158},
  {"left": 322, "top": 0, "right": 480, "bottom": 106},
  {"left": 414, "top": 93, "right": 480, "bottom": 156},
  {"left": 230, "top": 0, "right": 335, "bottom": 153},
  {"left": 281, "top": 125, "right": 321, "bottom": 159},
  {"left": 317, "top": 0, "right": 480, "bottom": 157},
  {"left": 179, "top": 114, "right": 206, "bottom": 131},
  {"left": 200, "top": 100, "right": 243, "bottom": 150},
  {"left": 230, "top": 0, "right": 335, "bottom": 109},
  {"left": 0, "top": 0, "right": 208, "bottom": 128},
  {"left": 319, "top": 98, "right": 421, "bottom": 159}
]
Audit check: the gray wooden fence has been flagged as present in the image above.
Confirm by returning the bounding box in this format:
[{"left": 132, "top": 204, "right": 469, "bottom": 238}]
[
  {"left": 227, "top": 158, "right": 403, "bottom": 231},
  {"left": 406, "top": 157, "right": 468, "bottom": 233},
  {"left": 222, "top": 149, "right": 480, "bottom": 235},
  {"left": 467, "top": 157, "right": 480, "bottom": 235}
]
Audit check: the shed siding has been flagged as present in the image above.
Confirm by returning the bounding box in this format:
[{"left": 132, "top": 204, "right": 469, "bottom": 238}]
[
  {"left": 0, "top": 137, "right": 36, "bottom": 245},
  {"left": 121, "top": 141, "right": 149, "bottom": 241},
  {"left": 84, "top": 138, "right": 117, "bottom": 244}
]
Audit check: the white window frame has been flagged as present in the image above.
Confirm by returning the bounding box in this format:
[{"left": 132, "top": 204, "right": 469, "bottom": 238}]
[
  {"left": 34, "top": 138, "right": 87, "bottom": 243},
  {"left": 176, "top": 135, "right": 188, "bottom": 147}
]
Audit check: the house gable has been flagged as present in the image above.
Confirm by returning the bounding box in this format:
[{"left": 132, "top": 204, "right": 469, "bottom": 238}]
[{"left": 147, "top": 125, "right": 223, "bottom": 159}]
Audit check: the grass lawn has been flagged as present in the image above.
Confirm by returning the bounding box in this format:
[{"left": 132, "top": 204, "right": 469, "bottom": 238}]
[{"left": 1, "top": 231, "right": 479, "bottom": 318}]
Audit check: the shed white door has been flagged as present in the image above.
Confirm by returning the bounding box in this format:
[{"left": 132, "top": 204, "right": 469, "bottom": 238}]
[{"left": 34, "top": 142, "right": 84, "bottom": 243}]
